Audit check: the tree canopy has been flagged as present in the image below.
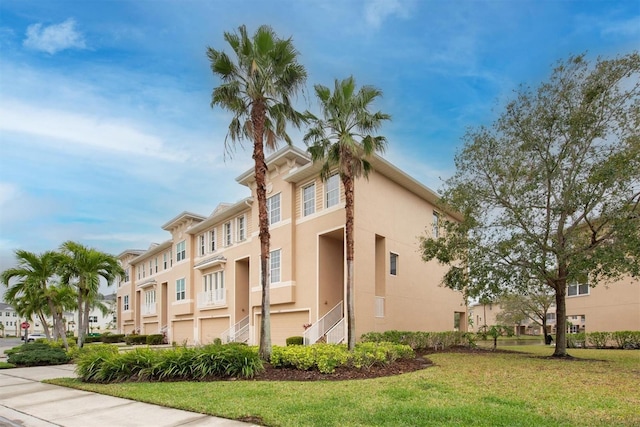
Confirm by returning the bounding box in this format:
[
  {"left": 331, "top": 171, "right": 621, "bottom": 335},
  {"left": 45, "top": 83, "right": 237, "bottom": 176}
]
[{"left": 421, "top": 52, "right": 640, "bottom": 357}]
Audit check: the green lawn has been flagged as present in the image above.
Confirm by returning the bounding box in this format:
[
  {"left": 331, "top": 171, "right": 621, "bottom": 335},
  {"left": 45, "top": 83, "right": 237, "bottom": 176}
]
[{"left": 49, "top": 345, "right": 640, "bottom": 426}]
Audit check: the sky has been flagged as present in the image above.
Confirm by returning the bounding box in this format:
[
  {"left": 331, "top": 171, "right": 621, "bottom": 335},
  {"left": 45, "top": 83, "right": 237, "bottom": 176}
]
[{"left": 1, "top": 0, "right": 638, "bottom": 297}]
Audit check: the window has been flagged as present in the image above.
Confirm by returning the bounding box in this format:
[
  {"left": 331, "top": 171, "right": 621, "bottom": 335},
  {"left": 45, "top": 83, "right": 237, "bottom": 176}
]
[
  {"left": 176, "top": 241, "right": 186, "bottom": 262},
  {"left": 432, "top": 211, "right": 440, "bottom": 238},
  {"left": 149, "top": 261, "right": 152, "bottom": 276},
  {"left": 210, "top": 229, "right": 216, "bottom": 252},
  {"left": 568, "top": 283, "right": 589, "bottom": 297},
  {"left": 163, "top": 252, "right": 168, "bottom": 269},
  {"left": 123, "top": 295, "right": 129, "bottom": 311},
  {"left": 326, "top": 174, "right": 339, "bottom": 208},
  {"left": 89, "top": 316, "right": 98, "bottom": 323},
  {"left": 137, "top": 266, "right": 142, "bottom": 280},
  {"left": 303, "top": 183, "right": 315, "bottom": 216},
  {"left": 154, "top": 257, "right": 158, "bottom": 273},
  {"left": 267, "top": 193, "right": 281, "bottom": 224},
  {"left": 144, "top": 289, "right": 156, "bottom": 314},
  {"left": 390, "top": 252, "right": 398, "bottom": 276},
  {"left": 224, "top": 222, "right": 232, "bottom": 246},
  {"left": 124, "top": 267, "right": 130, "bottom": 282},
  {"left": 270, "top": 249, "right": 281, "bottom": 284},
  {"left": 546, "top": 312, "right": 556, "bottom": 322},
  {"left": 237, "top": 216, "right": 246, "bottom": 241},
  {"left": 199, "top": 234, "right": 206, "bottom": 256},
  {"left": 203, "top": 271, "right": 225, "bottom": 304},
  {"left": 176, "top": 278, "right": 186, "bottom": 301}
]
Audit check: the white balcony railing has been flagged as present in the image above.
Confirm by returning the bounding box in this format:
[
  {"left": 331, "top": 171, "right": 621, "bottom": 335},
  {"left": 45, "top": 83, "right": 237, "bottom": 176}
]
[
  {"left": 325, "top": 318, "right": 345, "bottom": 344},
  {"left": 142, "top": 303, "right": 156, "bottom": 315},
  {"left": 375, "top": 296, "right": 385, "bottom": 318},
  {"left": 304, "top": 301, "right": 343, "bottom": 345},
  {"left": 197, "top": 289, "right": 226, "bottom": 308},
  {"left": 222, "top": 315, "right": 249, "bottom": 343}
]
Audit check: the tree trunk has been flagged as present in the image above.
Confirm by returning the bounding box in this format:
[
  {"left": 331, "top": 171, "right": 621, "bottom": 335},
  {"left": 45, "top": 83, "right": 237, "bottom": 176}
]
[
  {"left": 343, "top": 171, "right": 356, "bottom": 351},
  {"left": 77, "top": 292, "right": 85, "bottom": 347},
  {"left": 252, "top": 102, "right": 272, "bottom": 361},
  {"left": 37, "top": 311, "right": 51, "bottom": 339},
  {"left": 542, "top": 317, "right": 549, "bottom": 345},
  {"left": 553, "top": 283, "right": 569, "bottom": 357}
]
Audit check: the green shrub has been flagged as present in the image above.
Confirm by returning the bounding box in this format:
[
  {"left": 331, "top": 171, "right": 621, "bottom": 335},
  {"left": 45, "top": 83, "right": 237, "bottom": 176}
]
[
  {"left": 0, "top": 362, "right": 16, "bottom": 369},
  {"left": 611, "top": 331, "right": 640, "bottom": 349},
  {"left": 76, "top": 343, "right": 263, "bottom": 383},
  {"left": 360, "top": 330, "right": 470, "bottom": 350},
  {"left": 125, "top": 334, "right": 148, "bottom": 345},
  {"left": 271, "top": 342, "right": 414, "bottom": 374},
  {"left": 146, "top": 334, "right": 165, "bottom": 345},
  {"left": 101, "top": 334, "right": 125, "bottom": 343},
  {"left": 286, "top": 336, "right": 304, "bottom": 346},
  {"left": 566, "top": 332, "right": 586, "bottom": 348},
  {"left": 587, "top": 332, "right": 610, "bottom": 349},
  {"left": 84, "top": 335, "right": 102, "bottom": 344},
  {"left": 75, "top": 345, "right": 121, "bottom": 382},
  {"left": 8, "top": 343, "right": 70, "bottom": 367}
]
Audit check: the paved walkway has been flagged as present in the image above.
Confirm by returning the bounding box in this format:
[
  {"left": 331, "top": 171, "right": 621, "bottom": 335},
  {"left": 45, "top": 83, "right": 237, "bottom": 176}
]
[{"left": 0, "top": 364, "right": 257, "bottom": 427}]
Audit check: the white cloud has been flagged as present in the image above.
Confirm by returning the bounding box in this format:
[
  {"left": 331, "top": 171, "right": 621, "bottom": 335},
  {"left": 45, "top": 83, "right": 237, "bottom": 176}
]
[
  {"left": 364, "top": 0, "right": 412, "bottom": 29},
  {"left": 601, "top": 16, "right": 640, "bottom": 37},
  {"left": 23, "top": 18, "right": 86, "bottom": 54},
  {"left": 0, "top": 99, "right": 188, "bottom": 162}
]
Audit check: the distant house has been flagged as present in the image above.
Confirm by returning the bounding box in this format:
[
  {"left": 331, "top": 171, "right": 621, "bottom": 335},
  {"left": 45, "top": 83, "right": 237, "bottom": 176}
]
[
  {"left": 468, "top": 276, "right": 640, "bottom": 335},
  {"left": 116, "top": 146, "right": 467, "bottom": 346}
]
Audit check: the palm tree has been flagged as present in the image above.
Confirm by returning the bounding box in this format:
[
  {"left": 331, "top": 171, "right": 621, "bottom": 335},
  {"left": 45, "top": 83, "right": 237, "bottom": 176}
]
[
  {"left": 59, "top": 241, "right": 123, "bottom": 347},
  {"left": 207, "top": 24, "right": 307, "bottom": 360},
  {"left": 304, "top": 76, "right": 390, "bottom": 350},
  {"left": 1, "top": 250, "right": 60, "bottom": 340}
]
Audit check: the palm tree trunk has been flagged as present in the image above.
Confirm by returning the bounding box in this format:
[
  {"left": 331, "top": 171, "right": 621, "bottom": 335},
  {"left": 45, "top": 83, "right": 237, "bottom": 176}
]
[
  {"left": 37, "top": 311, "right": 51, "bottom": 339},
  {"left": 343, "top": 170, "right": 356, "bottom": 351},
  {"left": 77, "top": 292, "right": 84, "bottom": 347},
  {"left": 252, "top": 102, "right": 272, "bottom": 361}
]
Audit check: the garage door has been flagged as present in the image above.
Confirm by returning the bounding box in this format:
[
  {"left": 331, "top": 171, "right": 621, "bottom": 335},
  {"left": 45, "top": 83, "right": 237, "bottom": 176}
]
[
  {"left": 171, "top": 320, "right": 194, "bottom": 345},
  {"left": 200, "top": 317, "right": 230, "bottom": 344},
  {"left": 257, "top": 311, "right": 309, "bottom": 346}
]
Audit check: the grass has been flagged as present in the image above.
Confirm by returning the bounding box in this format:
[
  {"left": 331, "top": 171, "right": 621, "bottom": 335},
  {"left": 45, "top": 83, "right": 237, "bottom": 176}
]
[{"left": 47, "top": 345, "right": 640, "bottom": 427}]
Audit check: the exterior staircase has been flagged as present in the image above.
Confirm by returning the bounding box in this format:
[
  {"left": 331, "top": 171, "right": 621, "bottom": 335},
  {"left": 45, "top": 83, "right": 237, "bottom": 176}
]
[
  {"left": 222, "top": 315, "right": 249, "bottom": 343},
  {"left": 303, "top": 301, "right": 344, "bottom": 345}
]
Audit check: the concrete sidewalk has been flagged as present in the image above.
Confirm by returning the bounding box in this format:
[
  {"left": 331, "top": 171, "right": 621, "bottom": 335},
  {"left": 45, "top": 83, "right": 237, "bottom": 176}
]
[{"left": 0, "top": 364, "right": 258, "bottom": 427}]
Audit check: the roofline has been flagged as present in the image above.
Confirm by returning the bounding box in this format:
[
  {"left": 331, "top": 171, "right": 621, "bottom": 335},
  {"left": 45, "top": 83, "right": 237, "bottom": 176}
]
[
  {"left": 126, "top": 240, "right": 173, "bottom": 264},
  {"left": 235, "top": 145, "right": 310, "bottom": 186},
  {"left": 117, "top": 249, "right": 146, "bottom": 259},
  {"left": 161, "top": 211, "right": 207, "bottom": 231},
  {"left": 189, "top": 197, "right": 253, "bottom": 234}
]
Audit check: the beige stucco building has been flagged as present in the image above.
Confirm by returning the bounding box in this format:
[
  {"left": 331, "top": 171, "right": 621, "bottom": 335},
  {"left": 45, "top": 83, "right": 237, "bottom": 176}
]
[
  {"left": 116, "top": 146, "right": 466, "bottom": 346},
  {"left": 468, "top": 275, "right": 640, "bottom": 335}
]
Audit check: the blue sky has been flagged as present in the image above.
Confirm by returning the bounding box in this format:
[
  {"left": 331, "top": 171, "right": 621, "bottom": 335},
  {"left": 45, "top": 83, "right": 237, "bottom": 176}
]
[{"left": 1, "top": 0, "right": 638, "bottom": 296}]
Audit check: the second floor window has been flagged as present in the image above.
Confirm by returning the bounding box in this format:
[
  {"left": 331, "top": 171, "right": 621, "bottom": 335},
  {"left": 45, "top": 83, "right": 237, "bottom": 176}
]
[
  {"left": 267, "top": 193, "right": 281, "bottom": 224},
  {"left": 303, "top": 183, "right": 315, "bottom": 216},
  {"left": 123, "top": 295, "right": 129, "bottom": 311},
  {"left": 390, "top": 252, "right": 398, "bottom": 276},
  {"left": 210, "top": 229, "right": 217, "bottom": 252},
  {"left": 176, "top": 241, "right": 186, "bottom": 262},
  {"left": 199, "top": 234, "right": 206, "bottom": 256},
  {"left": 163, "top": 252, "right": 168, "bottom": 269},
  {"left": 224, "top": 222, "right": 232, "bottom": 246},
  {"left": 326, "top": 174, "right": 339, "bottom": 208},
  {"left": 176, "top": 278, "right": 186, "bottom": 301},
  {"left": 237, "top": 216, "right": 246, "bottom": 241},
  {"left": 432, "top": 212, "right": 440, "bottom": 238},
  {"left": 124, "top": 267, "right": 130, "bottom": 282},
  {"left": 568, "top": 283, "right": 589, "bottom": 297},
  {"left": 270, "top": 249, "right": 281, "bottom": 284}
]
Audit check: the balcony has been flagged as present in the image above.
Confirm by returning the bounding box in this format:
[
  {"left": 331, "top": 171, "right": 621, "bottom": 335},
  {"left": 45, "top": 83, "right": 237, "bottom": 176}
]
[{"left": 197, "top": 289, "right": 227, "bottom": 309}]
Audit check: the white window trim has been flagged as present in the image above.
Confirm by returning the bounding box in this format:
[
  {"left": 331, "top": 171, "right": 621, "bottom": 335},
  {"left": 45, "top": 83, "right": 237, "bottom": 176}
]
[
  {"left": 176, "top": 277, "right": 186, "bottom": 301},
  {"left": 325, "top": 174, "right": 340, "bottom": 208},
  {"left": 236, "top": 215, "right": 246, "bottom": 242},
  {"left": 269, "top": 248, "right": 282, "bottom": 284},
  {"left": 176, "top": 240, "right": 186, "bottom": 262},
  {"left": 267, "top": 193, "right": 281, "bottom": 225},
  {"left": 210, "top": 229, "right": 217, "bottom": 252},
  {"left": 224, "top": 221, "right": 233, "bottom": 247}
]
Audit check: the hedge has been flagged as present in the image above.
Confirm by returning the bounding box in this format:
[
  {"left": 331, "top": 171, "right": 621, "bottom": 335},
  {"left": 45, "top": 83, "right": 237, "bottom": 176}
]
[{"left": 360, "top": 330, "right": 475, "bottom": 350}]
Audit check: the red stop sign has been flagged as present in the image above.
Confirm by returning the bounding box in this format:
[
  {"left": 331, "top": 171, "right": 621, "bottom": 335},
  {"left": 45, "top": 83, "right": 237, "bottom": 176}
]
[{"left": 21, "top": 322, "right": 30, "bottom": 330}]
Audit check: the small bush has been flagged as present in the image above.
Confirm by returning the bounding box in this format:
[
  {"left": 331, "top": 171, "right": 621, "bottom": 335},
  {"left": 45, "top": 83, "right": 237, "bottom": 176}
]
[
  {"left": 286, "top": 336, "right": 304, "bottom": 346},
  {"left": 146, "top": 334, "right": 165, "bottom": 345},
  {"left": 125, "top": 334, "right": 148, "bottom": 345},
  {"left": 567, "top": 332, "right": 586, "bottom": 348},
  {"left": 101, "top": 334, "right": 125, "bottom": 343},
  {"left": 83, "top": 336, "right": 102, "bottom": 344},
  {"left": 0, "top": 362, "right": 16, "bottom": 369},
  {"left": 587, "top": 332, "right": 610, "bottom": 349},
  {"left": 8, "top": 343, "right": 70, "bottom": 367},
  {"left": 360, "top": 330, "right": 470, "bottom": 350}
]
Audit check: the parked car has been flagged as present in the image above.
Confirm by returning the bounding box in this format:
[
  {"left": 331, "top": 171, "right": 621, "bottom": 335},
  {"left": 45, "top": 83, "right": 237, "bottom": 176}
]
[{"left": 26, "top": 333, "right": 47, "bottom": 342}]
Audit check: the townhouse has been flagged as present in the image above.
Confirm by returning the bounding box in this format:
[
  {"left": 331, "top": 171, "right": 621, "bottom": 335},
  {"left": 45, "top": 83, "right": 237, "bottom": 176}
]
[{"left": 116, "top": 146, "right": 466, "bottom": 346}]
